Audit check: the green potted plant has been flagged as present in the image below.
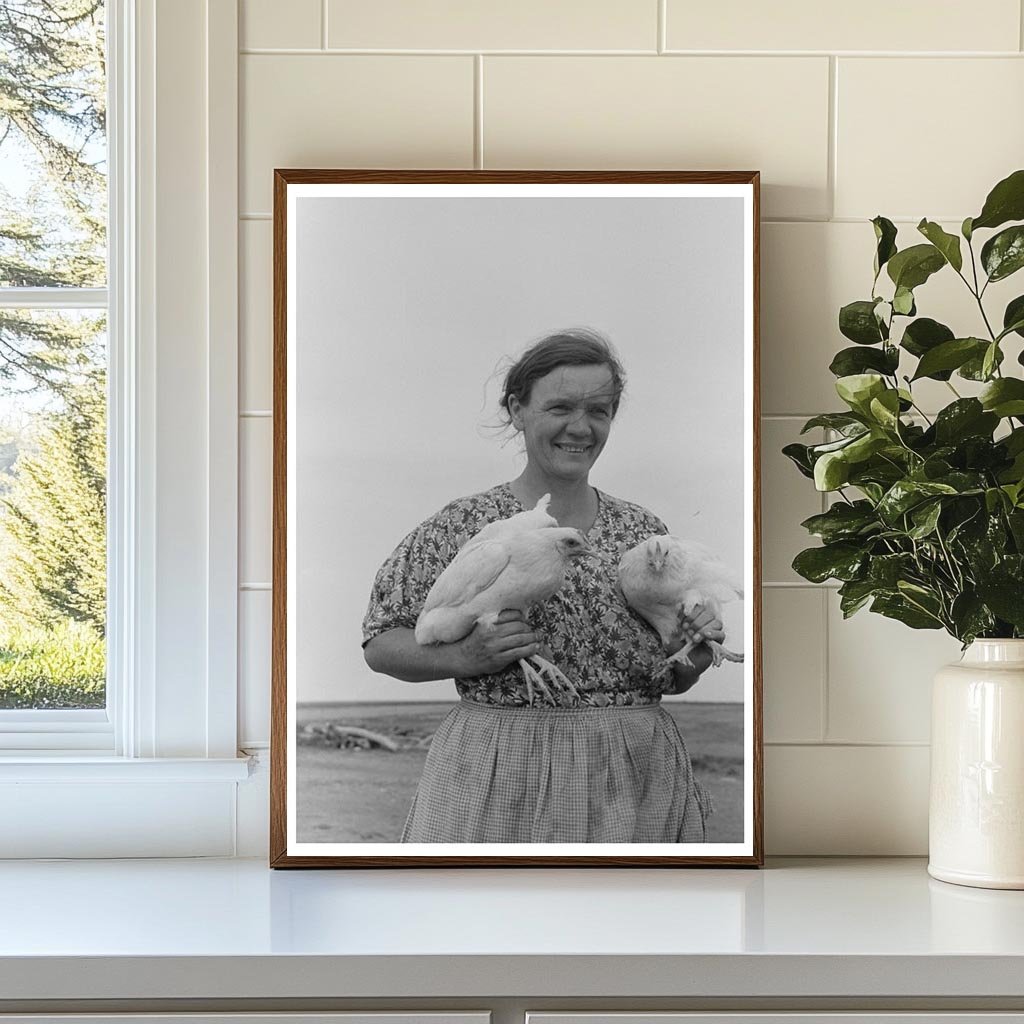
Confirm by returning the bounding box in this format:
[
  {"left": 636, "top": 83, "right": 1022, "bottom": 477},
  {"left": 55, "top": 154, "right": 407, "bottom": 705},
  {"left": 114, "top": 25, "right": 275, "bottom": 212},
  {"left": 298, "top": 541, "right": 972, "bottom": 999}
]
[{"left": 784, "top": 169, "right": 1024, "bottom": 889}]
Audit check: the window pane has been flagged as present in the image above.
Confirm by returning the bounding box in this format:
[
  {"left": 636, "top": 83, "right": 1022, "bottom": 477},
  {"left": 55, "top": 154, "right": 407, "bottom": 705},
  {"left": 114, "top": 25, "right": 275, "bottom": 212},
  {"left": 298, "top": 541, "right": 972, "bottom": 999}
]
[
  {"left": 0, "top": 1, "right": 107, "bottom": 289},
  {"left": 0, "top": 309, "right": 105, "bottom": 709}
]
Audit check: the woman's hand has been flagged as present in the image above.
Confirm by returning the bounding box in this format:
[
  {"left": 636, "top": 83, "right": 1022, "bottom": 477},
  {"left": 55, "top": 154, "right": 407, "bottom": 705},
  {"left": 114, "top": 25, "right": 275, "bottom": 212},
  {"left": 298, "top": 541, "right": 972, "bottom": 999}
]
[
  {"left": 363, "top": 615, "right": 540, "bottom": 682},
  {"left": 665, "top": 603, "right": 725, "bottom": 693},
  {"left": 453, "top": 609, "right": 541, "bottom": 676}
]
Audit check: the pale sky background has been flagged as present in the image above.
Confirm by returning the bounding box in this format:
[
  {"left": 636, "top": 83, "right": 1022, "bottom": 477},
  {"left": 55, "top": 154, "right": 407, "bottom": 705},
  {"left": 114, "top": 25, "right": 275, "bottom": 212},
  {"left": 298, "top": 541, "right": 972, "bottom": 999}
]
[{"left": 294, "top": 195, "right": 748, "bottom": 704}]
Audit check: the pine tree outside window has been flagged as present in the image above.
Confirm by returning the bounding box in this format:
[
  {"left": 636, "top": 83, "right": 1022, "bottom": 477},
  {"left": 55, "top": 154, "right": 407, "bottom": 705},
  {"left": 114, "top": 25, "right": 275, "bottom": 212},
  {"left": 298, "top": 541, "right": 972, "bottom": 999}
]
[{"left": 0, "top": 1, "right": 108, "bottom": 731}]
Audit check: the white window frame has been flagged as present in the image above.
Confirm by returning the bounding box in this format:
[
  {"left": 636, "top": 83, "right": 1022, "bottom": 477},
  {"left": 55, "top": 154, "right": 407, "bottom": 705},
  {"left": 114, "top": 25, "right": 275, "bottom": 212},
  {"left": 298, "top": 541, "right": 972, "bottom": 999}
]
[{"left": 0, "top": 0, "right": 248, "bottom": 858}]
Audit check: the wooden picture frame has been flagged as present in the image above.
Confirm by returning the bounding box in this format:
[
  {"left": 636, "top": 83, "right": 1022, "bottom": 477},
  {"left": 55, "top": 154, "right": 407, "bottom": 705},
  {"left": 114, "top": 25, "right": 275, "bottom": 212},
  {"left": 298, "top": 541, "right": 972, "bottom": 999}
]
[{"left": 271, "top": 170, "right": 762, "bottom": 867}]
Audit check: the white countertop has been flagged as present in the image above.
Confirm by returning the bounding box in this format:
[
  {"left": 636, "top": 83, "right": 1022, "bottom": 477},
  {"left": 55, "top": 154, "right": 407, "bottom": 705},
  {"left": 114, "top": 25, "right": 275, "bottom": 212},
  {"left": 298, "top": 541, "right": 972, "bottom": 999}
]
[{"left": 2, "top": 857, "right": 1024, "bottom": 1002}]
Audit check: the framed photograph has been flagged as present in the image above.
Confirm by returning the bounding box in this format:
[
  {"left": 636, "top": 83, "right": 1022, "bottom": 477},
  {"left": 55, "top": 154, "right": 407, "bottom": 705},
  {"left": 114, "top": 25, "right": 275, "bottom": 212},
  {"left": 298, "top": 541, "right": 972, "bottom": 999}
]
[{"left": 270, "top": 170, "right": 762, "bottom": 867}]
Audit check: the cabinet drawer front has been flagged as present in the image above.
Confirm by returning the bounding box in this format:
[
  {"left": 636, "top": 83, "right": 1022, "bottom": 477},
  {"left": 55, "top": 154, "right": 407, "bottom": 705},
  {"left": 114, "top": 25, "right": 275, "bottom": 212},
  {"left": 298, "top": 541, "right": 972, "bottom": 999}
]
[
  {"left": 528, "top": 1016, "right": 1024, "bottom": 1024},
  {"left": 0, "top": 1015, "right": 490, "bottom": 1024}
]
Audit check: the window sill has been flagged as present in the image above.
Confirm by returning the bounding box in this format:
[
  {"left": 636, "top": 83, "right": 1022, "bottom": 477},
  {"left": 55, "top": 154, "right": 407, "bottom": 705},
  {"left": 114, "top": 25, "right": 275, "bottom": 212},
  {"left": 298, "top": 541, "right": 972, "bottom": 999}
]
[
  {"left": 0, "top": 754, "right": 252, "bottom": 782},
  {"left": 0, "top": 755, "right": 256, "bottom": 858}
]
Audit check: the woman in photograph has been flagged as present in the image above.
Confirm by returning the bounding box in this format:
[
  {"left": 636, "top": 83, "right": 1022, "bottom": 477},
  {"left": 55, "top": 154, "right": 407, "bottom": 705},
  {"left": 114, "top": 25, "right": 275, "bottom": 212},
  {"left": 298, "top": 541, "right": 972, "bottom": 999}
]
[{"left": 361, "top": 328, "right": 721, "bottom": 843}]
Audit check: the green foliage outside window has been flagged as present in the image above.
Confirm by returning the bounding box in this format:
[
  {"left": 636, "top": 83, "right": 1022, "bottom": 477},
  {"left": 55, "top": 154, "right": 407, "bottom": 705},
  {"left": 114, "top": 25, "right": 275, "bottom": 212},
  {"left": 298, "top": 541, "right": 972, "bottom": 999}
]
[{"left": 0, "top": 1, "right": 107, "bottom": 708}]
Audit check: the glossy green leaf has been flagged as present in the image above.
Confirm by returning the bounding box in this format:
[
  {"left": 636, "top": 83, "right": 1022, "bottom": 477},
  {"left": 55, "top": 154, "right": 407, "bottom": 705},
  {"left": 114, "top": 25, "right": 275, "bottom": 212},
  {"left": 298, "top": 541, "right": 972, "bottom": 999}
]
[
  {"left": 971, "top": 168, "right": 1024, "bottom": 232},
  {"left": 911, "top": 338, "right": 987, "bottom": 381},
  {"left": 933, "top": 399, "right": 999, "bottom": 444},
  {"left": 838, "top": 579, "right": 877, "bottom": 618},
  {"left": 887, "top": 244, "right": 946, "bottom": 291},
  {"left": 917, "top": 219, "right": 963, "bottom": 272},
  {"left": 800, "top": 501, "right": 879, "bottom": 543},
  {"left": 792, "top": 542, "right": 866, "bottom": 584},
  {"left": 782, "top": 442, "right": 815, "bottom": 479},
  {"left": 976, "top": 577, "right": 1024, "bottom": 629},
  {"left": 835, "top": 373, "right": 887, "bottom": 413},
  {"left": 809, "top": 433, "right": 866, "bottom": 456},
  {"left": 1003, "top": 295, "right": 1024, "bottom": 339},
  {"left": 868, "top": 553, "right": 915, "bottom": 587},
  {"left": 868, "top": 389, "right": 902, "bottom": 431},
  {"left": 871, "top": 593, "right": 944, "bottom": 630},
  {"left": 814, "top": 451, "right": 850, "bottom": 491},
  {"left": 908, "top": 500, "right": 943, "bottom": 539},
  {"left": 892, "top": 286, "right": 916, "bottom": 316},
  {"left": 800, "top": 413, "right": 866, "bottom": 435},
  {"left": 962, "top": 216, "right": 974, "bottom": 241},
  {"left": 872, "top": 216, "right": 898, "bottom": 277},
  {"left": 980, "top": 378, "right": 1024, "bottom": 418},
  {"left": 877, "top": 479, "right": 958, "bottom": 524},
  {"left": 845, "top": 432, "right": 888, "bottom": 464},
  {"left": 900, "top": 319, "right": 955, "bottom": 372},
  {"left": 959, "top": 344, "right": 1004, "bottom": 381},
  {"left": 981, "top": 225, "right": 1024, "bottom": 282},
  {"left": 950, "top": 592, "right": 995, "bottom": 644},
  {"left": 829, "top": 345, "right": 899, "bottom": 378},
  {"left": 982, "top": 342, "right": 1000, "bottom": 381},
  {"left": 839, "top": 300, "right": 886, "bottom": 345}
]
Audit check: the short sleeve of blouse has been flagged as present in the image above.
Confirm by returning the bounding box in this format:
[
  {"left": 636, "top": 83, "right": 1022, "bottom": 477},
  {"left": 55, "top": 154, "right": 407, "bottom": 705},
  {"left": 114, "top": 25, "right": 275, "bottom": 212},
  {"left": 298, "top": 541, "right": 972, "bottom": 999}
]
[{"left": 361, "top": 498, "right": 488, "bottom": 647}]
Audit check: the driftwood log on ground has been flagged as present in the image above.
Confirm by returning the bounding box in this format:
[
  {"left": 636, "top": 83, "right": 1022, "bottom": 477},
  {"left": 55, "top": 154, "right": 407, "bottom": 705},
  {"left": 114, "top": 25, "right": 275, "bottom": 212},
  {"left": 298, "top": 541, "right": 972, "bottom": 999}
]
[{"left": 299, "top": 723, "right": 399, "bottom": 751}]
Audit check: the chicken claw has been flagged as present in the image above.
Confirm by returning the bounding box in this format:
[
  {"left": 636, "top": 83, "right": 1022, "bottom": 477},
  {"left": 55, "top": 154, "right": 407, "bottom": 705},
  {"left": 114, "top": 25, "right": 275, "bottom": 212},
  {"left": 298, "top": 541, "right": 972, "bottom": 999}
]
[
  {"left": 519, "top": 655, "right": 580, "bottom": 706},
  {"left": 706, "top": 640, "right": 744, "bottom": 667},
  {"left": 518, "top": 657, "right": 556, "bottom": 706}
]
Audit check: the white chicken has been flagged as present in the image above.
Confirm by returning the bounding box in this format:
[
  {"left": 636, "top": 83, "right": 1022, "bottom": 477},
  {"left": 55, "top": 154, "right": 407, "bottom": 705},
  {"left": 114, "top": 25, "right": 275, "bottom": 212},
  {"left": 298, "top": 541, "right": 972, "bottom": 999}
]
[
  {"left": 619, "top": 535, "right": 744, "bottom": 670},
  {"left": 463, "top": 492, "right": 557, "bottom": 548},
  {"left": 415, "top": 503, "right": 592, "bottom": 705}
]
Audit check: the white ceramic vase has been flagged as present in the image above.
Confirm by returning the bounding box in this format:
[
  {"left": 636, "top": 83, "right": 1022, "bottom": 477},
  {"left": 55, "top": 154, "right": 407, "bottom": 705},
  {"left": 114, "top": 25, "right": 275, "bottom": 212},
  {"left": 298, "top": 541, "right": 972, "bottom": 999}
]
[{"left": 929, "top": 639, "right": 1024, "bottom": 889}]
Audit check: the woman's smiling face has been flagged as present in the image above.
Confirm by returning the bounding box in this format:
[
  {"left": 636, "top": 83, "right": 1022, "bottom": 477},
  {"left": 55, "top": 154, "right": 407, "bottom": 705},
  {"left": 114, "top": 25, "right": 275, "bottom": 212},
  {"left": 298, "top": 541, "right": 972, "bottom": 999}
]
[{"left": 509, "top": 364, "right": 616, "bottom": 482}]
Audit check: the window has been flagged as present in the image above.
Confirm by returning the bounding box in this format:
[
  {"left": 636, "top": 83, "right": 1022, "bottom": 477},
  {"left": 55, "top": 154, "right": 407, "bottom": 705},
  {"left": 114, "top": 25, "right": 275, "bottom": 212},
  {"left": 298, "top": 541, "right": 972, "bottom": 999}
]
[
  {"left": 0, "top": 0, "right": 110, "bottom": 750},
  {"left": 0, "top": 0, "right": 244, "bottom": 856}
]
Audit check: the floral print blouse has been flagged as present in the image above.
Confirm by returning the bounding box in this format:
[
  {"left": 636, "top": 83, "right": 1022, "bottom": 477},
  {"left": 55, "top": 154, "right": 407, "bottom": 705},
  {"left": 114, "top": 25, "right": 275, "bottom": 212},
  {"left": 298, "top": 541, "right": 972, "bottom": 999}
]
[{"left": 361, "top": 483, "right": 676, "bottom": 707}]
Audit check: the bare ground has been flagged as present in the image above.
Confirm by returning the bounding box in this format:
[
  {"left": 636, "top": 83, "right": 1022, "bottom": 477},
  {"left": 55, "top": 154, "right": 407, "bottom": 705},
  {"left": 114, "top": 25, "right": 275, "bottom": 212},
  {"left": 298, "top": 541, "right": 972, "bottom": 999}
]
[{"left": 296, "top": 701, "right": 744, "bottom": 844}]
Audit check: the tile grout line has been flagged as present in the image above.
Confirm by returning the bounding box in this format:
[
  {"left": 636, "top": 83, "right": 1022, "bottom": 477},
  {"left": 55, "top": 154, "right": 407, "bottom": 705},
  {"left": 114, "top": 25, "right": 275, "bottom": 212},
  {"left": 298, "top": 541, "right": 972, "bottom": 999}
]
[
  {"left": 237, "top": 47, "right": 1024, "bottom": 57},
  {"left": 820, "top": 587, "right": 831, "bottom": 743},
  {"left": 765, "top": 740, "right": 931, "bottom": 748},
  {"left": 820, "top": 430, "right": 832, "bottom": 742},
  {"left": 827, "top": 55, "right": 838, "bottom": 221},
  {"left": 474, "top": 55, "right": 484, "bottom": 169}
]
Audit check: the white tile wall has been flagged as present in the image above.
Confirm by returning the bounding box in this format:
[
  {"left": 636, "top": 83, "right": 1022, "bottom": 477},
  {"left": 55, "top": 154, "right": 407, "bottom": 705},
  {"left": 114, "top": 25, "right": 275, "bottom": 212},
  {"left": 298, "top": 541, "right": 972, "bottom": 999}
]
[
  {"left": 236, "top": 2, "right": 1022, "bottom": 854},
  {"left": 240, "top": 220, "right": 272, "bottom": 412},
  {"left": 666, "top": 0, "right": 1021, "bottom": 53},
  {"left": 239, "top": 590, "right": 272, "bottom": 747},
  {"left": 240, "top": 417, "right": 272, "bottom": 587},
  {"left": 240, "top": 54, "right": 475, "bottom": 213},
  {"left": 825, "top": 599, "right": 962, "bottom": 744},
  {"left": 483, "top": 56, "right": 831, "bottom": 219},
  {"left": 762, "top": 588, "right": 825, "bottom": 744},
  {"left": 836, "top": 58, "right": 1024, "bottom": 221},
  {"left": 241, "top": 0, "right": 321, "bottom": 50},
  {"left": 760, "top": 419, "right": 824, "bottom": 583},
  {"left": 327, "top": 0, "right": 657, "bottom": 51}
]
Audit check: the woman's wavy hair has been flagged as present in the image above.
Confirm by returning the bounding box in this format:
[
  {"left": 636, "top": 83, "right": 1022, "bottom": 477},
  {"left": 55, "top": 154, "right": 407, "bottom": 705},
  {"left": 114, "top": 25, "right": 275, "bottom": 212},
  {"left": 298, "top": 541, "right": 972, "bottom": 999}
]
[{"left": 498, "top": 328, "right": 627, "bottom": 428}]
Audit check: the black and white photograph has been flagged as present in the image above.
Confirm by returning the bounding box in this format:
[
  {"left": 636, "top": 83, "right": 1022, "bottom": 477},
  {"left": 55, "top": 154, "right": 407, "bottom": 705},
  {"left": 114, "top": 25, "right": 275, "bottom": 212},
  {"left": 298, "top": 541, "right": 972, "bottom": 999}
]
[{"left": 272, "top": 171, "right": 762, "bottom": 866}]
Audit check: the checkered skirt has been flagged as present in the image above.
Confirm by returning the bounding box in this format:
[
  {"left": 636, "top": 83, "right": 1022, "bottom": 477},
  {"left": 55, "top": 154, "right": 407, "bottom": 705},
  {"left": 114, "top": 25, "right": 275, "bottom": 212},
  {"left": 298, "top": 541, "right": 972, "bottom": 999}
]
[{"left": 401, "top": 700, "right": 711, "bottom": 843}]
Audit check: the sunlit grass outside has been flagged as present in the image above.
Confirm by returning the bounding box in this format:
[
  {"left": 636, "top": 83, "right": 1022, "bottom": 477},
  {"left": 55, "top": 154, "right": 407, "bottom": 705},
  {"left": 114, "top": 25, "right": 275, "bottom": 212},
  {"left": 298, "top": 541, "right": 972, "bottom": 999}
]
[{"left": 0, "top": 620, "right": 104, "bottom": 709}]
